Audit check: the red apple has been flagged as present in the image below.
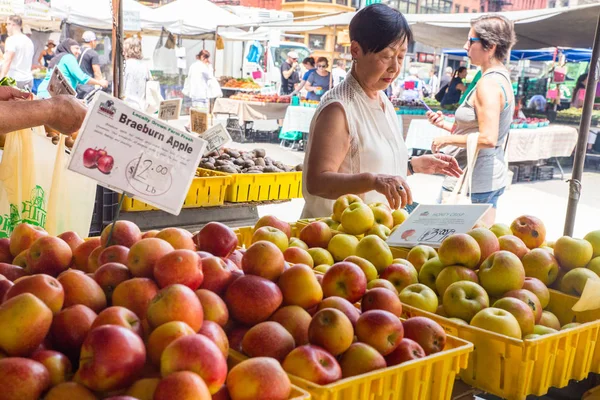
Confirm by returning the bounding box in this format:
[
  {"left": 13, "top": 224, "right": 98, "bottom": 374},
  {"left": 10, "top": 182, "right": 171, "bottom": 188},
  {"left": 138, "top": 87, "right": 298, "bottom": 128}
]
[
  {"left": 467, "top": 228, "right": 500, "bottom": 267},
  {"left": 147, "top": 284, "right": 204, "bottom": 332},
  {"left": 112, "top": 278, "right": 159, "bottom": 320},
  {"left": 499, "top": 235, "right": 529, "bottom": 259},
  {"left": 254, "top": 216, "right": 292, "bottom": 239},
  {"left": 522, "top": 277, "right": 550, "bottom": 309},
  {"left": 227, "top": 357, "right": 291, "bottom": 400},
  {"left": 128, "top": 238, "right": 174, "bottom": 278},
  {"left": 0, "top": 238, "right": 13, "bottom": 263},
  {"left": 0, "top": 263, "right": 26, "bottom": 281},
  {"left": 93, "top": 262, "right": 132, "bottom": 302},
  {"left": 101, "top": 221, "right": 142, "bottom": 248},
  {"left": 0, "top": 279, "right": 13, "bottom": 304},
  {"left": 242, "top": 321, "right": 295, "bottom": 362},
  {"left": 299, "top": 221, "right": 332, "bottom": 249},
  {"left": 361, "top": 287, "right": 403, "bottom": 316},
  {"left": 282, "top": 344, "right": 341, "bottom": 384},
  {"left": 51, "top": 305, "right": 97, "bottom": 361},
  {"left": 9, "top": 223, "right": 48, "bottom": 257},
  {"left": 57, "top": 269, "right": 107, "bottom": 313},
  {"left": 91, "top": 306, "right": 143, "bottom": 337},
  {"left": 26, "top": 236, "right": 72, "bottom": 277},
  {"left": 225, "top": 275, "right": 282, "bottom": 326},
  {"left": 385, "top": 338, "right": 426, "bottom": 366},
  {"left": 511, "top": 215, "right": 546, "bottom": 249},
  {"left": 198, "top": 256, "right": 235, "bottom": 296},
  {"left": 97, "top": 155, "right": 114, "bottom": 174},
  {"left": 339, "top": 342, "right": 386, "bottom": 378},
  {"left": 402, "top": 317, "right": 446, "bottom": 355},
  {"left": 156, "top": 228, "right": 195, "bottom": 251},
  {"left": 198, "top": 320, "right": 229, "bottom": 359},
  {"left": 503, "top": 289, "right": 543, "bottom": 323},
  {"left": 316, "top": 296, "right": 360, "bottom": 327},
  {"left": 194, "top": 222, "right": 238, "bottom": 257},
  {"left": 242, "top": 241, "right": 285, "bottom": 281},
  {"left": 154, "top": 371, "right": 211, "bottom": 400},
  {"left": 83, "top": 148, "right": 99, "bottom": 168},
  {"left": 380, "top": 263, "right": 419, "bottom": 293},
  {"left": 98, "top": 245, "right": 130, "bottom": 267},
  {"left": 154, "top": 250, "right": 203, "bottom": 290},
  {"left": 57, "top": 232, "right": 85, "bottom": 253},
  {"left": 322, "top": 261, "right": 367, "bottom": 303},
  {"left": 227, "top": 250, "right": 243, "bottom": 269},
  {"left": 355, "top": 310, "right": 404, "bottom": 356},
  {"left": 72, "top": 238, "right": 102, "bottom": 272},
  {"left": 270, "top": 305, "right": 312, "bottom": 346},
  {"left": 195, "top": 289, "right": 229, "bottom": 327},
  {"left": 0, "top": 357, "right": 50, "bottom": 400},
  {"left": 4, "top": 274, "right": 64, "bottom": 314},
  {"left": 31, "top": 349, "right": 72, "bottom": 386}
]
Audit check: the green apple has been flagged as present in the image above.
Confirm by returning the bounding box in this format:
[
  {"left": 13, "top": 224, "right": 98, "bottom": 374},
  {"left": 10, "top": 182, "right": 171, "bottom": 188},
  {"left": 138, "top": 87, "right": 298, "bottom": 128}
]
[
  {"left": 417, "top": 258, "right": 445, "bottom": 292},
  {"left": 559, "top": 267, "right": 600, "bottom": 296},
  {"left": 407, "top": 245, "right": 437, "bottom": 272},
  {"left": 368, "top": 203, "right": 394, "bottom": 229},
  {"left": 538, "top": 310, "right": 561, "bottom": 330},
  {"left": 332, "top": 194, "right": 363, "bottom": 222},
  {"left": 490, "top": 223, "right": 512, "bottom": 238},
  {"left": 366, "top": 224, "right": 391, "bottom": 241},
  {"left": 522, "top": 248, "right": 559, "bottom": 286},
  {"left": 478, "top": 251, "right": 525, "bottom": 297},
  {"left": 392, "top": 209, "right": 409, "bottom": 227},
  {"left": 340, "top": 203, "right": 374, "bottom": 236},
  {"left": 554, "top": 236, "right": 593, "bottom": 271},
  {"left": 399, "top": 283, "right": 438, "bottom": 313},
  {"left": 307, "top": 248, "right": 334, "bottom": 266},
  {"left": 345, "top": 256, "right": 378, "bottom": 282},
  {"left": 533, "top": 325, "right": 558, "bottom": 335},
  {"left": 355, "top": 235, "right": 393, "bottom": 273},
  {"left": 327, "top": 234, "right": 359, "bottom": 262},
  {"left": 584, "top": 230, "right": 600, "bottom": 258},
  {"left": 470, "top": 308, "right": 522, "bottom": 339},
  {"left": 443, "top": 281, "right": 489, "bottom": 323},
  {"left": 435, "top": 266, "right": 478, "bottom": 298},
  {"left": 289, "top": 238, "right": 309, "bottom": 251}
]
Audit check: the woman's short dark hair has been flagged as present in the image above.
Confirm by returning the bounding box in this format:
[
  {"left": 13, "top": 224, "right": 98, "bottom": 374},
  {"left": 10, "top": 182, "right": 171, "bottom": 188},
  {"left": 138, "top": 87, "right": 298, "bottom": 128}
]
[
  {"left": 471, "top": 15, "right": 517, "bottom": 61},
  {"left": 302, "top": 57, "right": 315, "bottom": 67},
  {"left": 350, "top": 4, "right": 412, "bottom": 54},
  {"left": 317, "top": 57, "right": 329, "bottom": 67}
]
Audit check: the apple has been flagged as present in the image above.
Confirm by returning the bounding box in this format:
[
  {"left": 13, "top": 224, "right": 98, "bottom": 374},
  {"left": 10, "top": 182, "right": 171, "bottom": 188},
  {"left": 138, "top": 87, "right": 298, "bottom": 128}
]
[
  {"left": 510, "top": 215, "right": 546, "bottom": 249},
  {"left": 154, "top": 371, "right": 211, "bottom": 400},
  {"left": 83, "top": 148, "right": 99, "bottom": 168},
  {"left": 94, "top": 262, "right": 132, "bottom": 302},
  {"left": 467, "top": 228, "right": 500, "bottom": 267},
  {"left": 321, "top": 217, "right": 341, "bottom": 231},
  {"left": 288, "top": 238, "right": 309, "bottom": 250},
  {"left": 327, "top": 234, "right": 359, "bottom": 262},
  {"left": 0, "top": 357, "right": 50, "bottom": 400},
  {"left": 283, "top": 344, "right": 341, "bottom": 384},
  {"left": 112, "top": 278, "right": 159, "bottom": 320},
  {"left": 127, "top": 238, "right": 174, "bottom": 278},
  {"left": 4, "top": 274, "right": 63, "bottom": 314},
  {"left": 195, "top": 289, "right": 229, "bottom": 327},
  {"left": 153, "top": 250, "right": 203, "bottom": 290},
  {"left": 225, "top": 275, "right": 282, "bottom": 326},
  {"left": 299, "top": 221, "right": 333, "bottom": 249},
  {"left": 307, "top": 248, "right": 334, "bottom": 266},
  {"left": 355, "top": 235, "right": 393, "bottom": 273},
  {"left": 438, "top": 234, "right": 481, "bottom": 269},
  {"left": 316, "top": 296, "right": 360, "bottom": 326},
  {"left": 147, "top": 284, "right": 204, "bottom": 332},
  {"left": 561, "top": 323, "right": 582, "bottom": 330},
  {"left": 550, "top": 268, "right": 568, "bottom": 291},
  {"left": 344, "top": 256, "right": 378, "bottom": 282},
  {"left": 242, "top": 321, "right": 295, "bottom": 361},
  {"left": 86, "top": 246, "right": 104, "bottom": 273},
  {"left": 126, "top": 378, "right": 160, "bottom": 400},
  {"left": 254, "top": 215, "right": 292, "bottom": 239},
  {"left": 435, "top": 266, "right": 478, "bottom": 298},
  {"left": 160, "top": 334, "right": 227, "bottom": 395},
  {"left": 560, "top": 268, "right": 600, "bottom": 296},
  {"left": 369, "top": 202, "right": 394, "bottom": 228},
  {"left": 9, "top": 223, "right": 48, "bottom": 257},
  {"left": 522, "top": 248, "right": 559, "bottom": 286},
  {"left": 0, "top": 293, "right": 52, "bottom": 356},
  {"left": 241, "top": 241, "right": 285, "bottom": 282},
  {"left": 251, "top": 227, "right": 289, "bottom": 253},
  {"left": 77, "top": 325, "right": 146, "bottom": 392},
  {"left": 443, "top": 281, "right": 489, "bottom": 323},
  {"left": 96, "top": 154, "right": 114, "bottom": 174},
  {"left": 471, "top": 308, "right": 522, "bottom": 338},
  {"left": 72, "top": 237, "right": 101, "bottom": 272},
  {"left": 0, "top": 239, "right": 12, "bottom": 264},
  {"left": 0, "top": 263, "right": 26, "bottom": 281},
  {"left": 341, "top": 203, "right": 375, "bottom": 235},
  {"left": 270, "top": 305, "right": 312, "bottom": 346},
  {"left": 355, "top": 309, "right": 404, "bottom": 355},
  {"left": 283, "top": 247, "right": 314, "bottom": 268},
  {"left": 478, "top": 251, "right": 525, "bottom": 297},
  {"left": 147, "top": 321, "right": 196, "bottom": 366},
  {"left": 308, "top": 308, "right": 354, "bottom": 356},
  {"left": 198, "top": 256, "right": 234, "bottom": 296},
  {"left": 361, "top": 287, "right": 403, "bottom": 316},
  {"left": 522, "top": 277, "right": 550, "bottom": 309},
  {"left": 538, "top": 310, "right": 561, "bottom": 330},
  {"left": 0, "top": 279, "right": 13, "bottom": 304},
  {"left": 278, "top": 264, "right": 323, "bottom": 309},
  {"left": 31, "top": 349, "right": 72, "bottom": 386},
  {"left": 227, "top": 249, "right": 244, "bottom": 269},
  {"left": 156, "top": 228, "right": 195, "bottom": 251},
  {"left": 333, "top": 194, "right": 363, "bottom": 222},
  {"left": 51, "top": 305, "right": 97, "bottom": 361},
  {"left": 584, "top": 230, "right": 600, "bottom": 258},
  {"left": 418, "top": 257, "right": 446, "bottom": 292},
  {"left": 58, "top": 269, "right": 106, "bottom": 313},
  {"left": 56, "top": 232, "right": 84, "bottom": 253},
  {"left": 226, "top": 325, "right": 249, "bottom": 353},
  {"left": 101, "top": 221, "right": 142, "bottom": 248},
  {"left": 227, "top": 357, "right": 291, "bottom": 400},
  {"left": 554, "top": 236, "right": 594, "bottom": 271},
  {"left": 339, "top": 342, "right": 386, "bottom": 378},
  {"left": 399, "top": 284, "right": 438, "bottom": 313},
  {"left": 490, "top": 223, "right": 512, "bottom": 238},
  {"left": 367, "top": 278, "right": 399, "bottom": 294},
  {"left": 97, "top": 245, "right": 129, "bottom": 268},
  {"left": 91, "top": 306, "right": 143, "bottom": 336},
  {"left": 194, "top": 222, "right": 238, "bottom": 257},
  {"left": 498, "top": 235, "right": 529, "bottom": 259},
  {"left": 322, "top": 261, "right": 367, "bottom": 303},
  {"left": 402, "top": 317, "right": 447, "bottom": 355},
  {"left": 503, "top": 289, "right": 543, "bottom": 323},
  {"left": 392, "top": 208, "right": 409, "bottom": 226},
  {"left": 385, "top": 338, "right": 425, "bottom": 366},
  {"left": 198, "top": 320, "right": 229, "bottom": 359},
  {"left": 12, "top": 249, "right": 28, "bottom": 270},
  {"left": 26, "top": 236, "right": 72, "bottom": 277},
  {"left": 534, "top": 325, "right": 558, "bottom": 335},
  {"left": 407, "top": 245, "right": 438, "bottom": 272},
  {"left": 45, "top": 382, "right": 96, "bottom": 400},
  {"left": 366, "top": 224, "right": 392, "bottom": 240},
  {"left": 493, "top": 297, "right": 535, "bottom": 337}
]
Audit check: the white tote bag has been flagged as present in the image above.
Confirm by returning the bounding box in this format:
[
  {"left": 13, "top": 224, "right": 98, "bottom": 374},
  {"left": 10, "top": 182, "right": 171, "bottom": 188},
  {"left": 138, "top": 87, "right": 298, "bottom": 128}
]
[
  {"left": 442, "top": 132, "right": 480, "bottom": 205},
  {"left": 145, "top": 81, "right": 163, "bottom": 115},
  {"left": 207, "top": 77, "right": 223, "bottom": 99}
]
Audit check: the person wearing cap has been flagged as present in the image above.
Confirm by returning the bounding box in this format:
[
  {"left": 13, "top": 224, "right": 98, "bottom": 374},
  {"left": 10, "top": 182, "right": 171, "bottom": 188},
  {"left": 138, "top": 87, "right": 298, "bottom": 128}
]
[
  {"left": 280, "top": 51, "right": 300, "bottom": 96},
  {"left": 38, "top": 40, "right": 56, "bottom": 68},
  {"left": 77, "top": 31, "right": 103, "bottom": 99},
  {"left": 1, "top": 15, "right": 34, "bottom": 90}
]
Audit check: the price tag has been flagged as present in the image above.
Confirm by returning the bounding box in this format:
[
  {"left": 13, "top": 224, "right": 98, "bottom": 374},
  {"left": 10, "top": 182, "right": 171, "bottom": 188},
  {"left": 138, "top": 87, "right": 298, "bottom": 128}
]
[
  {"left": 386, "top": 204, "right": 490, "bottom": 248},
  {"left": 158, "top": 99, "right": 182, "bottom": 121},
  {"left": 199, "top": 124, "right": 231, "bottom": 155},
  {"left": 68, "top": 92, "right": 207, "bottom": 215},
  {"left": 190, "top": 108, "right": 209, "bottom": 134},
  {"left": 48, "top": 67, "right": 76, "bottom": 97}
]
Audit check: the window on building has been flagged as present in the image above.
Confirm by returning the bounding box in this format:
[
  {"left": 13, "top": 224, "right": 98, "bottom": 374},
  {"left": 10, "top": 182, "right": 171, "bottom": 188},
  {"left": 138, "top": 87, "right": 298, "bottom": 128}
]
[
  {"left": 308, "top": 34, "right": 327, "bottom": 50},
  {"left": 463, "top": 6, "right": 468, "bottom": 12},
  {"left": 455, "top": 4, "right": 460, "bottom": 12}
]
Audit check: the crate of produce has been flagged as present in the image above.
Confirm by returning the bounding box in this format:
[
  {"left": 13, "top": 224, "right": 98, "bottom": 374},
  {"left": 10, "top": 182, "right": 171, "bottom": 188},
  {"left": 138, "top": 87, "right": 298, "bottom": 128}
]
[
  {"left": 517, "top": 163, "right": 535, "bottom": 182},
  {"left": 89, "top": 185, "right": 120, "bottom": 236},
  {"left": 235, "top": 223, "right": 299, "bottom": 248},
  {"left": 224, "top": 170, "right": 302, "bottom": 202},
  {"left": 535, "top": 165, "right": 554, "bottom": 181},
  {"left": 402, "top": 297, "right": 600, "bottom": 400},
  {"left": 120, "top": 169, "right": 232, "bottom": 212},
  {"left": 508, "top": 165, "right": 519, "bottom": 184},
  {"left": 229, "top": 334, "right": 473, "bottom": 400}
]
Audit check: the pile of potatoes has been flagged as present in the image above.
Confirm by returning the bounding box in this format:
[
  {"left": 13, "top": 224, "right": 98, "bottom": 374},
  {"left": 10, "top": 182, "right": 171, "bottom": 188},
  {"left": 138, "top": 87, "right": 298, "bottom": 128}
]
[{"left": 199, "top": 148, "right": 302, "bottom": 174}]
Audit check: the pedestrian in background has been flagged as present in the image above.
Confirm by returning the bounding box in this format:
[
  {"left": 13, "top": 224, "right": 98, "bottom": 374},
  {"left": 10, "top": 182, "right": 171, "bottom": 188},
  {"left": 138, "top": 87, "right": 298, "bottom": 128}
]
[
  {"left": 1, "top": 15, "right": 34, "bottom": 89},
  {"left": 77, "top": 31, "right": 103, "bottom": 99},
  {"left": 123, "top": 37, "right": 152, "bottom": 111}
]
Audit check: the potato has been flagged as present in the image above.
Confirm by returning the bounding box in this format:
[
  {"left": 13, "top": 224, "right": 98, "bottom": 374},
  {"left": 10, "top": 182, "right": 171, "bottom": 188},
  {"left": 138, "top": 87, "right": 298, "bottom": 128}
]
[
  {"left": 226, "top": 149, "right": 241, "bottom": 158},
  {"left": 217, "top": 165, "right": 238, "bottom": 173},
  {"left": 253, "top": 148, "right": 266, "bottom": 158},
  {"left": 215, "top": 159, "right": 232, "bottom": 167},
  {"left": 263, "top": 166, "right": 282, "bottom": 173},
  {"left": 255, "top": 158, "right": 266, "bottom": 167},
  {"left": 243, "top": 160, "right": 255, "bottom": 168},
  {"left": 199, "top": 162, "right": 215, "bottom": 170}
]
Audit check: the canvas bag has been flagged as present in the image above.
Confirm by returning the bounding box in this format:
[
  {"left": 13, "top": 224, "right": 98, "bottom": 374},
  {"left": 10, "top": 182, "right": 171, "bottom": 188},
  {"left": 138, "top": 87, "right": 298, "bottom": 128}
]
[
  {"left": 441, "top": 132, "right": 479, "bottom": 205},
  {"left": 0, "top": 128, "right": 96, "bottom": 238}
]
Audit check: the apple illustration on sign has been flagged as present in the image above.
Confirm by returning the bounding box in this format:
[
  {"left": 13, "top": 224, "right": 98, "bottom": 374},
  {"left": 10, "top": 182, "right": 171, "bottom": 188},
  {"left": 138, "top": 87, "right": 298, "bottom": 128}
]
[{"left": 83, "top": 147, "right": 114, "bottom": 174}]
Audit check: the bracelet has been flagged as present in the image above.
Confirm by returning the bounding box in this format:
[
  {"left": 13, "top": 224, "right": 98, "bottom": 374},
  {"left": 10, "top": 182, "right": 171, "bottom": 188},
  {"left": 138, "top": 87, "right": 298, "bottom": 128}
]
[{"left": 407, "top": 157, "right": 415, "bottom": 175}]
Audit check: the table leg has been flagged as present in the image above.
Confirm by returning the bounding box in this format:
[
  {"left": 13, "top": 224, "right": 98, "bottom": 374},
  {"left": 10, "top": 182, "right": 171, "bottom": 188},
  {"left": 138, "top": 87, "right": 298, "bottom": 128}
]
[{"left": 555, "top": 157, "right": 565, "bottom": 180}]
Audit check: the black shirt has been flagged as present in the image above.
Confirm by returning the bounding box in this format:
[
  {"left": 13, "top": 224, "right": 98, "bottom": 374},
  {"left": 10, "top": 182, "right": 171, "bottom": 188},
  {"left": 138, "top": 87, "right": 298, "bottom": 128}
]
[
  {"left": 280, "top": 61, "right": 299, "bottom": 95},
  {"left": 79, "top": 47, "right": 100, "bottom": 78}
]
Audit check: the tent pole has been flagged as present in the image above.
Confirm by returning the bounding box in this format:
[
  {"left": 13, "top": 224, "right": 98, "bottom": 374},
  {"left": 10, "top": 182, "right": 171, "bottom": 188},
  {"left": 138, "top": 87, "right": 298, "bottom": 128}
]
[
  {"left": 112, "top": 0, "right": 123, "bottom": 98},
  {"left": 563, "top": 12, "right": 600, "bottom": 236}
]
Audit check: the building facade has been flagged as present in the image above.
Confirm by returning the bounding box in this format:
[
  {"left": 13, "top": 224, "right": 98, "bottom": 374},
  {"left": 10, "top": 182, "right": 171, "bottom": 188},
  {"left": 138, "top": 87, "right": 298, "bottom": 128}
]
[
  {"left": 479, "top": 0, "right": 547, "bottom": 11},
  {"left": 451, "top": 0, "right": 480, "bottom": 13}
]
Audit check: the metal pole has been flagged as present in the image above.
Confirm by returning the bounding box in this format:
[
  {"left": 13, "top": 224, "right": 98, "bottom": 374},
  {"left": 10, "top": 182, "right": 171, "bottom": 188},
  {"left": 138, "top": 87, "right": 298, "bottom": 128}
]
[
  {"left": 112, "top": 0, "right": 123, "bottom": 98},
  {"left": 563, "top": 12, "right": 600, "bottom": 236},
  {"left": 331, "top": 25, "right": 337, "bottom": 66}
]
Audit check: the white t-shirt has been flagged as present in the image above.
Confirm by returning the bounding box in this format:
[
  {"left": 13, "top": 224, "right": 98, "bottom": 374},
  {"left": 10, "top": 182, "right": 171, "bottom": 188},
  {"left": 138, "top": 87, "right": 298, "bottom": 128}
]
[
  {"left": 123, "top": 59, "right": 152, "bottom": 110},
  {"left": 5, "top": 33, "right": 34, "bottom": 82},
  {"left": 332, "top": 67, "right": 346, "bottom": 87}
]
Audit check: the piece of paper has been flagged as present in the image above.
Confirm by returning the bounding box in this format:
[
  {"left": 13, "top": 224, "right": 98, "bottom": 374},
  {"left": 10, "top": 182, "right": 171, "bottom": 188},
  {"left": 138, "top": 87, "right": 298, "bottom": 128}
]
[
  {"left": 190, "top": 108, "right": 209, "bottom": 134},
  {"left": 572, "top": 279, "right": 600, "bottom": 312},
  {"left": 68, "top": 92, "right": 207, "bottom": 215},
  {"left": 158, "top": 99, "right": 182, "bottom": 121},
  {"left": 199, "top": 123, "right": 231, "bottom": 155}
]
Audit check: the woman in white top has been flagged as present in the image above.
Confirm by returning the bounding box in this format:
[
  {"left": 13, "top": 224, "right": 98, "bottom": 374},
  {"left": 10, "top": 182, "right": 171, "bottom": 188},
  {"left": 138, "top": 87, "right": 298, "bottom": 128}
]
[
  {"left": 123, "top": 37, "right": 152, "bottom": 111},
  {"left": 184, "top": 50, "right": 213, "bottom": 110},
  {"left": 302, "top": 4, "right": 462, "bottom": 218}
]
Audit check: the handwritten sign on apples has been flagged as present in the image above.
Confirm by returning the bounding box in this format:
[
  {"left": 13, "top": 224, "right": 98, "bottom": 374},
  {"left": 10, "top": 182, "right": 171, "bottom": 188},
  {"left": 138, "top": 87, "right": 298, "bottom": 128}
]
[{"left": 68, "top": 92, "right": 207, "bottom": 215}]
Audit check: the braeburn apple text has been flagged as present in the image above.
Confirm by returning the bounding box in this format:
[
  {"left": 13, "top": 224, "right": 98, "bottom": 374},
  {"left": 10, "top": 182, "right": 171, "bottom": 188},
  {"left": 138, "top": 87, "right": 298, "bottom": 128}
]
[{"left": 118, "top": 113, "right": 194, "bottom": 154}]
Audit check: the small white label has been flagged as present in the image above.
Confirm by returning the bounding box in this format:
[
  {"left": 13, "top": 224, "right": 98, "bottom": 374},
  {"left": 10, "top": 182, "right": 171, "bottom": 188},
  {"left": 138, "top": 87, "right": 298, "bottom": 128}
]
[
  {"left": 158, "top": 99, "right": 182, "bottom": 121},
  {"left": 200, "top": 124, "right": 231, "bottom": 155}
]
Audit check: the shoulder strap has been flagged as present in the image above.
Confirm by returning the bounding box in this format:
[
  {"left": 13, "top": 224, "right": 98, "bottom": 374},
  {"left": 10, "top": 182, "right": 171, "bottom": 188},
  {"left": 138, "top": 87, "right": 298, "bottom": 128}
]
[
  {"left": 482, "top": 70, "right": 512, "bottom": 109},
  {"left": 79, "top": 48, "right": 91, "bottom": 67}
]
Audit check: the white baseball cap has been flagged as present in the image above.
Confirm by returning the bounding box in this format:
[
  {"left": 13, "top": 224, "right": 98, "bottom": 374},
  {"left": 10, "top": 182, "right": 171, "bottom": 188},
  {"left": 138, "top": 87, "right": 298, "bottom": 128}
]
[
  {"left": 288, "top": 51, "right": 299, "bottom": 60},
  {"left": 82, "top": 31, "right": 97, "bottom": 43}
]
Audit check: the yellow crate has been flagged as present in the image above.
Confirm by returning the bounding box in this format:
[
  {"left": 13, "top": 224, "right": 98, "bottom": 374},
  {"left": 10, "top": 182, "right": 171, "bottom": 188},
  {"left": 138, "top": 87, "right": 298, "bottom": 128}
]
[
  {"left": 402, "top": 295, "right": 600, "bottom": 400},
  {"left": 223, "top": 170, "right": 302, "bottom": 202},
  {"left": 234, "top": 223, "right": 299, "bottom": 249},
  {"left": 121, "top": 169, "right": 232, "bottom": 211},
  {"left": 229, "top": 335, "right": 473, "bottom": 400}
]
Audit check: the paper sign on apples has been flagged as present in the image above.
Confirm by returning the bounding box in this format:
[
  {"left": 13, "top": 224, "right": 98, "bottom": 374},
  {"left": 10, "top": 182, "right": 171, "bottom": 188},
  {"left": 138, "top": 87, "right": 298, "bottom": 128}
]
[{"left": 572, "top": 279, "right": 600, "bottom": 312}]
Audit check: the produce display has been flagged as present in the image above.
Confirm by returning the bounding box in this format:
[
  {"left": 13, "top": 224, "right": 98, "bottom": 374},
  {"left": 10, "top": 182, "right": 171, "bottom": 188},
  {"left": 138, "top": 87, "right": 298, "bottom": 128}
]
[
  {"left": 222, "top": 78, "right": 261, "bottom": 90},
  {"left": 199, "top": 147, "right": 302, "bottom": 174},
  {"left": 556, "top": 108, "right": 600, "bottom": 125},
  {"left": 511, "top": 117, "right": 550, "bottom": 129},
  {"left": 229, "top": 93, "right": 291, "bottom": 103}
]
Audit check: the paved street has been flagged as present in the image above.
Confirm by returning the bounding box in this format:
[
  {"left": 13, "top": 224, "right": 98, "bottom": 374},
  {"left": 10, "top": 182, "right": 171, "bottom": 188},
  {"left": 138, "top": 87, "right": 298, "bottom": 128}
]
[{"left": 244, "top": 142, "right": 600, "bottom": 241}]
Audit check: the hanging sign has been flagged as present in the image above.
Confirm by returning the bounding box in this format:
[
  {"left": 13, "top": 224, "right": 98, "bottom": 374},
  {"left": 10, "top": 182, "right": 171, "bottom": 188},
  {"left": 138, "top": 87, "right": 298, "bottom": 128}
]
[
  {"left": 199, "top": 124, "right": 231, "bottom": 155},
  {"left": 24, "top": 0, "right": 51, "bottom": 20},
  {"left": 123, "top": 10, "right": 141, "bottom": 31}
]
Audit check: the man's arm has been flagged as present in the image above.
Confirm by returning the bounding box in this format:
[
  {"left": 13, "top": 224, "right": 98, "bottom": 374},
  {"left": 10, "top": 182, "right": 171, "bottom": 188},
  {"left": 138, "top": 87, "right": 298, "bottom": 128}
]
[
  {"left": 0, "top": 51, "right": 15, "bottom": 79},
  {"left": 92, "top": 64, "right": 102, "bottom": 80},
  {"left": 282, "top": 63, "right": 295, "bottom": 80}
]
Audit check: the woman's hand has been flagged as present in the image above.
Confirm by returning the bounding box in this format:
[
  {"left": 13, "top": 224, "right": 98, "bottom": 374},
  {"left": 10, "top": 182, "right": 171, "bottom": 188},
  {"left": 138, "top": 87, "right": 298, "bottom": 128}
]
[
  {"left": 426, "top": 110, "right": 445, "bottom": 129},
  {"left": 431, "top": 136, "right": 452, "bottom": 153},
  {"left": 373, "top": 174, "right": 413, "bottom": 210},
  {"left": 412, "top": 154, "right": 462, "bottom": 178},
  {"left": 0, "top": 87, "right": 31, "bottom": 101}
]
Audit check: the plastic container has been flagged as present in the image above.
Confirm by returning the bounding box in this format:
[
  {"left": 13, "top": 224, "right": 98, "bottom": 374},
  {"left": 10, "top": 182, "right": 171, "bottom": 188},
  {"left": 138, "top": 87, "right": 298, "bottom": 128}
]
[
  {"left": 89, "top": 186, "right": 120, "bottom": 236},
  {"left": 121, "top": 169, "right": 232, "bottom": 211},
  {"left": 229, "top": 334, "right": 473, "bottom": 400},
  {"left": 402, "top": 296, "right": 600, "bottom": 400},
  {"left": 222, "top": 170, "right": 302, "bottom": 203}
]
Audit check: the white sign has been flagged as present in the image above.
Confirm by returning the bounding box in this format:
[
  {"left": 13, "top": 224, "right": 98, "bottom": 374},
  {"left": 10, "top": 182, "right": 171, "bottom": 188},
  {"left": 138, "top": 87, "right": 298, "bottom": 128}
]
[
  {"left": 24, "top": 0, "right": 51, "bottom": 20},
  {"left": 68, "top": 92, "right": 207, "bottom": 215},
  {"left": 199, "top": 123, "right": 231, "bottom": 155},
  {"left": 158, "top": 99, "right": 182, "bottom": 121},
  {"left": 0, "top": 0, "right": 19, "bottom": 16},
  {"left": 124, "top": 10, "right": 141, "bottom": 31},
  {"left": 386, "top": 204, "right": 491, "bottom": 248},
  {"left": 48, "top": 67, "right": 76, "bottom": 97}
]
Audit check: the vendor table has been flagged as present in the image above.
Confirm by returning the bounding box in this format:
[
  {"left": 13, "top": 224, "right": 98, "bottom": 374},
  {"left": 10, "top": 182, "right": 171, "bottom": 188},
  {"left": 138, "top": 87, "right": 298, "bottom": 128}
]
[{"left": 212, "top": 98, "right": 289, "bottom": 124}]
